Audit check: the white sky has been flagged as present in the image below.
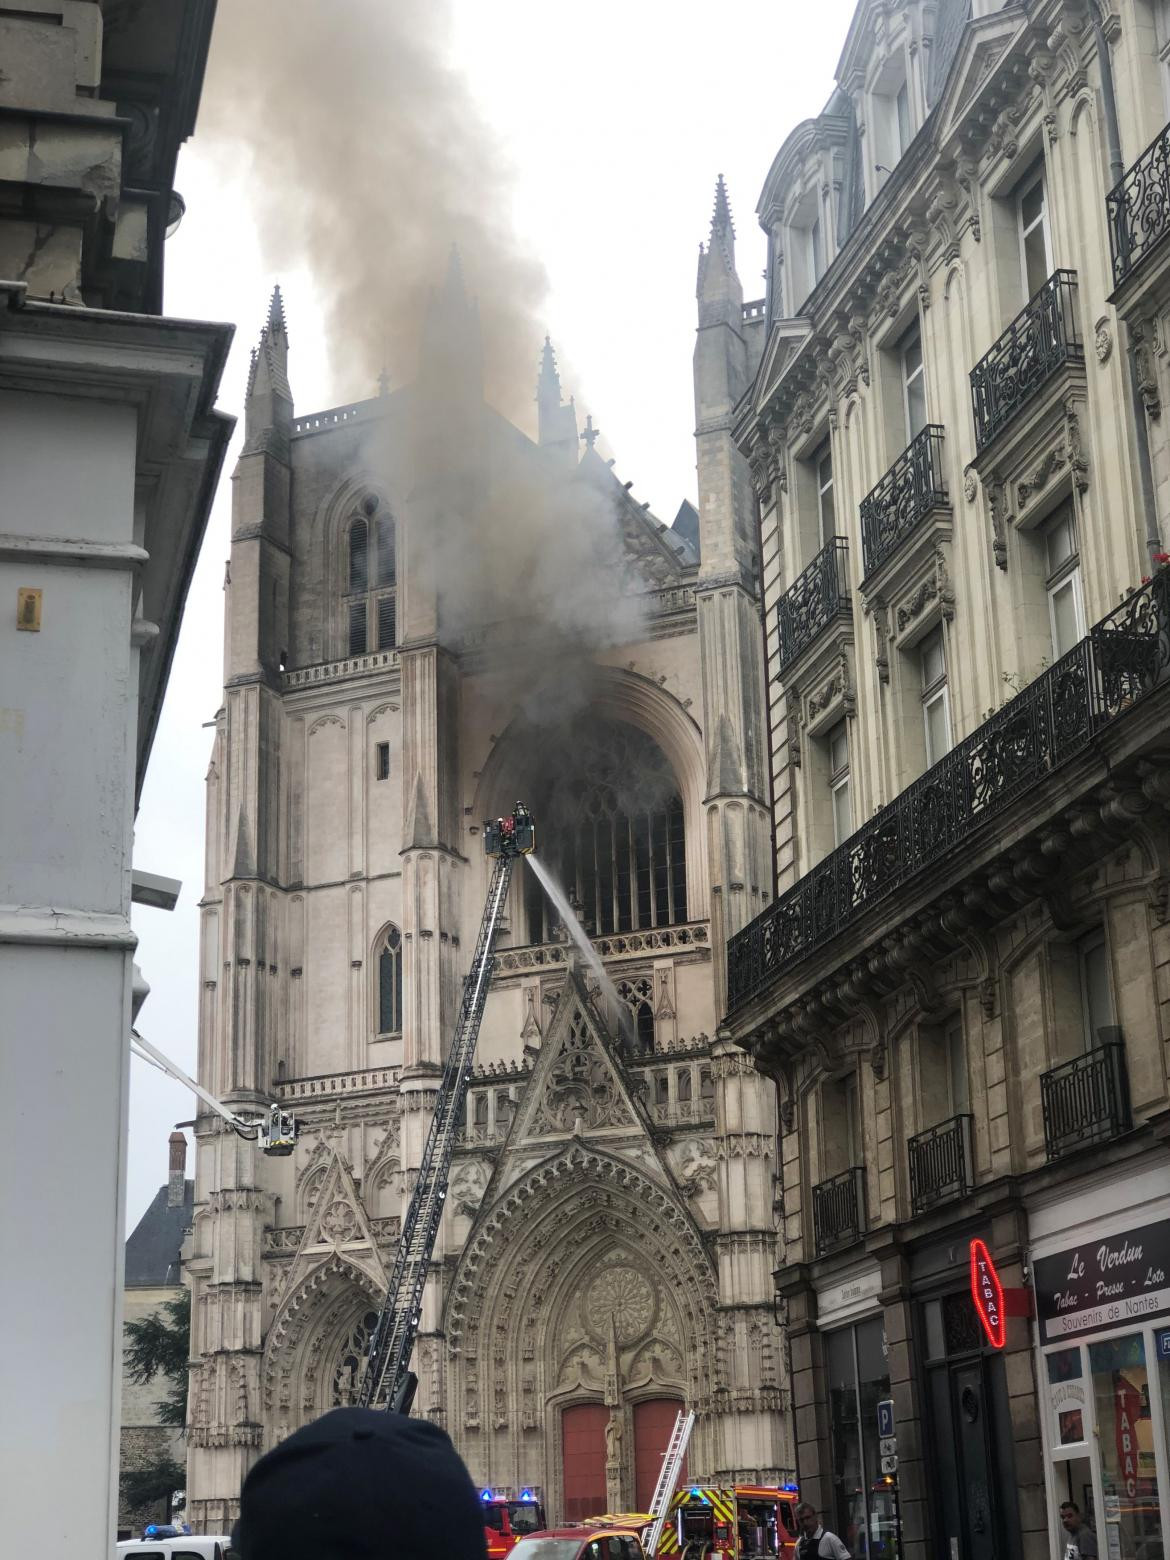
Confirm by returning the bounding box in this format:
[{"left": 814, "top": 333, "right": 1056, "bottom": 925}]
[{"left": 126, "top": 0, "right": 858, "bottom": 1229}]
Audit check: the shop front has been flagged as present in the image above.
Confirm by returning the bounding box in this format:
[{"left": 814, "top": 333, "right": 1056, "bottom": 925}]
[{"left": 1031, "top": 1166, "right": 1170, "bottom": 1560}]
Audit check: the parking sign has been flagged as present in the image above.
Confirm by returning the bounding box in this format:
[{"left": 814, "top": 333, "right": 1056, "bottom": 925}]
[{"left": 877, "top": 1398, "right": 895, "bottom": 1439}]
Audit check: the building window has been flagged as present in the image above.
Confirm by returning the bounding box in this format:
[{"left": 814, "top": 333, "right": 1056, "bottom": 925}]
[
  {"left": 901, "top": 324, "right": 927, "bottom": 442},
  {"left": 1044, "top": 505, "right": 1085, "bottom": 658},
  {"left": 655, "top": 1073, "right": 670, "bottom": 1108},
  {"left": 816, "top": 442, "right": 836, "bottom": 546},
  {"left": 943, "top": 1013, "right": 969, "bottom": 1117},
  {"left": 1018, "top": 168, "right": 1052, "bottom": 301},
  {"left": 634, "top": 1001, "right": 655, "bottom": 1054},
  {"left": 700, "top": 1067, "right": 714, "bottom": 1106},
  {"left": 376, "top": 925, "right": 403, "bottom": 1035},
  {"left": 828, "top": 721, "right": 852, "bottom": 847},
  {"left": 920, "top": 627, "right": 952, "bottom": 766},
  {"left": 677, "top": 1069, "right": 693, "bottom": 1105},
  {"left": 895, "top": 80, "right": 912, "bottom": 157},
  {"left": 375, "top": 742, "right": 390, "bottom": 782},
  {"left": 343, "top": 497, "right": 397, "bottom": 655},
  {"left": 1078, "top": 930, "right": 1116, "bottom": 1049},
  {"left": 825, "top": 1319, "right": 891, "bottom": 1552},
  {"left": 810, "top": 215, "right": 825, "bottom": 286}
]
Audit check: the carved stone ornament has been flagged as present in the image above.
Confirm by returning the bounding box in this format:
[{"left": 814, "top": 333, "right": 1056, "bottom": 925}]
[
  {"left": 1015, "top": 403, "right": 1090, "bottom": 511},
  {"left": 1094, "top": 317, "right": 1112, "bottom": 365},
  {"left": 963, "top": 468, "right": 978, "bottom": 504},
  {"left": 585, "top": 1265, "right": 656, "bottom": 1346},
  {"left": 896, "top": 575, "right": 937, "bottom": 632},
  {"left": 538, "top": 1009, "right": 631, "bottom": 1132},
  {"left": 1132, "top": 320, "right": 1162, "bottom": 420},
  {"left": 807, "top": 673, "right": 843, "bottom": 720}
]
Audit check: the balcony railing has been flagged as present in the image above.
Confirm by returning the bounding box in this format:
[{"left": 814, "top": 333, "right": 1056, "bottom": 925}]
[
  {"left": 970, "top": 270, "right": 1083, "bottom": 451},
  {"left": 908, "top": 1114, "right": 973, "bottom": 1214},
  {"left": 1041, "top": 1039, "right": 1131, "bottom": 1161},
  {"left": 1107, "top": 122, "right": 1170, "bottom": 290},
  {"left": 777, "top": 536, "right": 851, "bottom": 670},
  {"left": 860, "top": 425, "right": 949, "bottom": 577},
  {"left": 728, "top": 573, "right": 1170, "bottom": 1011},
  {"left": 812, "top": 1166, "right": 867, "bottom": 1255}
]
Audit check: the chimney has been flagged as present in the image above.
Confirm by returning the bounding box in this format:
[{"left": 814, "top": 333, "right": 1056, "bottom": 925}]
[{"left": 168, "top": 1131, "right": 187, "bottom": 1207}]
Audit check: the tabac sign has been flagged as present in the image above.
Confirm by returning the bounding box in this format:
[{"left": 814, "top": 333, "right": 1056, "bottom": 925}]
[
  {"left": 970, "top": 1239, "right": 1006, "bottom": 1349},
  {"left": 1033, "top": 1218, "right": 1170, "bottom": 1343}
]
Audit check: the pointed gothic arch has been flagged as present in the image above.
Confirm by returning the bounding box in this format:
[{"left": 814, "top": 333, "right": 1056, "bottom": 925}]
[
  {"left": 444, "top": 1141, "right": 719, "bottom": 1508},
  {"left": 372, "top": 922, "right": 403, "bottom": 1036}
]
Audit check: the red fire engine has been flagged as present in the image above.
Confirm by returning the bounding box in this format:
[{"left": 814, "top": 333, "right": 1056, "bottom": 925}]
[
  {"left": 656, "top": 1484, "right": 800, "bottom": 1560},
  {"left": 481, "top": 1489, "right": 546, "bottom": 1559}
]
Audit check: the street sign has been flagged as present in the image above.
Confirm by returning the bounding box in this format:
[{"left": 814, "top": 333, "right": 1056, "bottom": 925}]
[
  {"left": 879, "top": 1436, "right": 897, "bottom": 1457},
  {"left": 876, "top": 1398, "right": 895, "bottom": 1439},
  {"left": 970, "top": 1238, "right": 1006, "bottom": 1349},
  {"left": 880, "top": 1454, "right": 898, "bottom": 1476}
]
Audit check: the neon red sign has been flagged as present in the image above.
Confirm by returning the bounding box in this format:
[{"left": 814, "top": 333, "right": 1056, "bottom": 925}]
[{"left": 970, "top": 1238, "right": 1006, "bottom": 1349}]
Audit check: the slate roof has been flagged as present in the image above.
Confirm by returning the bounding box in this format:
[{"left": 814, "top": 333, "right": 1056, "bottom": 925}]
[
  {"left": 125, "top": 1180, "right": 194, "bottom": 1287},
  {"left": 928, "top": 0, "right": 973, "bottom": 107}
]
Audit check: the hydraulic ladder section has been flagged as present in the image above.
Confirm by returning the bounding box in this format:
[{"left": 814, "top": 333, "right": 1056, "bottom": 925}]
[
  {"left": 359, "top": 803, "right": 535, "bottom": 1414},
  {"left": 645, "top": 1408, "right": 696, "bottom": 1557}
]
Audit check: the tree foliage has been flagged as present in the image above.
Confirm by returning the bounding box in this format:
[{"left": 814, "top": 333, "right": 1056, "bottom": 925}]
[
  {"left": 124, "top": 1289, "right": 190, "bottom": 1427},
  {"left": 120, "top": 1455, "right": 186, "bottom": 1516}
]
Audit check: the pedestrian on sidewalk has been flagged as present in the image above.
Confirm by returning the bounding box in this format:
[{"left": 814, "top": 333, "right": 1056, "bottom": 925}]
[{"left": 794, "top": 1502, "right": 851, "bottom": 1560}]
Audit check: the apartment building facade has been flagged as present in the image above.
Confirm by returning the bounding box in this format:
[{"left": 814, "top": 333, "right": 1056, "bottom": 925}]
[{"left": 723, "top": 4, "right": 1170, "bottom": 1560}]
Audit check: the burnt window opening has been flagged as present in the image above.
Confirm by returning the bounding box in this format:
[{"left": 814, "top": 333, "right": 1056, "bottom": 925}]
[
  {"left": 521, "top": 717, "right": 688, "bottom": 944},
  {"left": 376, "top": 925, "right": 403, "bottom": 1034}
]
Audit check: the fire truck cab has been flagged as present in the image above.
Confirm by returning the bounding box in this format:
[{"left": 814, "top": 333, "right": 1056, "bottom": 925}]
[
  {"left": 658, "top": 1485, "right": 799, "bottom": 1560},
  {"left": 481, "top": 1490, "right": 547, "bottom": 1559}
]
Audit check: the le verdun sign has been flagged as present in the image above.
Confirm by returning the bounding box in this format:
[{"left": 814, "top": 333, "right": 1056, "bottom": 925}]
[{"left": 1033, "top": 1218, "right": 1170, "bottom": 1343}]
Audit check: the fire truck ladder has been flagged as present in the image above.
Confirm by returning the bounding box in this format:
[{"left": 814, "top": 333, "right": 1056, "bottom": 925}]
[
  {"left": 645, "top": 1408, "right": 695, "bottom": 1557},
  {"left": 359, "top": 807, "right": 532, "bottom": 1415}
]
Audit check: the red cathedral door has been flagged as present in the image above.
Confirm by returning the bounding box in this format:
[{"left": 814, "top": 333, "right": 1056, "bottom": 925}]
[
  {"left": 634, "top": 1398, "right": 686, "bottom": 1514},
  {"left": 562, "top": 1403, "right": 608, "bottom": 1520}
]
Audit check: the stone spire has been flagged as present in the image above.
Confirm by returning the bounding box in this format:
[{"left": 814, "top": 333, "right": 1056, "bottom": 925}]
[
  {"left": 418, "top": 244, "right": 483, "bottom": 405},
  {"left": 697, "top": 174, "right": 740, "bottom": 303},
  {"left": 535, "top": 334, "right": 579, "bottom": 467},
  {"left": 244, "top": 284, "right": 292, "bottom": 447}
]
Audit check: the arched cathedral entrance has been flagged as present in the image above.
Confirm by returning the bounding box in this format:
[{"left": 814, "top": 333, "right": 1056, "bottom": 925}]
[{"left": 445, "top": 1137, "right": 718, "bottom": 1522}]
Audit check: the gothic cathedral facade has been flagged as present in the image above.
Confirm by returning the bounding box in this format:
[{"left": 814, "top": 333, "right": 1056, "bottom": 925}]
[{"left": 186, "top": 199, "right": 783, "bottom": 1529}]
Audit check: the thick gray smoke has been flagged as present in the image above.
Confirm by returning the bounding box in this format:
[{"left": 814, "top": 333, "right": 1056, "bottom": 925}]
[{"left": 200, "top": 0, "right": 649, "bottom": 657}]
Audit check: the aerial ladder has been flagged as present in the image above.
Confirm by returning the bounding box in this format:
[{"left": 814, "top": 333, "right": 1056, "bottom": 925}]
[
  {"left": 131, "top": 1029, "right": 298, "bottom": 1155},
  {"left": 359, "top": 801, "right": 536, "bottom": 1414},
  {"left": 645, "top": 1409, "right": 696, "bottom": 1557}
]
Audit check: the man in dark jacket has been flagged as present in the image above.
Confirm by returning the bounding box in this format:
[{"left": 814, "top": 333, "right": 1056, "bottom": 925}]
[{"left": 230, "top": 1406, "right": 488, "bottom": 1560}]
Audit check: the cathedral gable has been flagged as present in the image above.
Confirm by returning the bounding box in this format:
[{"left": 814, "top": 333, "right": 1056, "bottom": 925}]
[{"left": 284, "top": 1147, "right": 386, "bottom": 1295}]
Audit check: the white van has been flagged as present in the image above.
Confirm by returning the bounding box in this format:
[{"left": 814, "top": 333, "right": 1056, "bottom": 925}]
[{"left": 115, "top": 1537, "right": 232, "bottom": 1560}]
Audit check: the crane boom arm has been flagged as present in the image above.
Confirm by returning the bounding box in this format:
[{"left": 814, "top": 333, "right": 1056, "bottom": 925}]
[{"left": 359, "top": 840, "right": 521, "bottom": 1412}]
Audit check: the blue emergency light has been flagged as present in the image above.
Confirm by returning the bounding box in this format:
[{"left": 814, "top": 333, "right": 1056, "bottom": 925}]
[
  {"left": 481, "top": 1489, "right": 494, "bottom": 1502},
  {"left": 520, "top": 1490, "right": 534, "bottom": 1502}
]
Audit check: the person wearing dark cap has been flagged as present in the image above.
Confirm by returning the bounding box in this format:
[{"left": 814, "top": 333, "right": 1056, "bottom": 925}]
[{"left": 231, "top": 1405, "right": 488, "bottom": 1560}]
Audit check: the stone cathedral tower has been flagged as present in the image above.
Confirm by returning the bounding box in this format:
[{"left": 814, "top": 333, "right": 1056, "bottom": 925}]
[{"left": 185, "top": 211, "right": 783, "bottom": 1531}]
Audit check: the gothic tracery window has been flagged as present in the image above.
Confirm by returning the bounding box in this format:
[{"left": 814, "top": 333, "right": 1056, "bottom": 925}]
[
  {"left": 333, "top": 1309, "right": 379, "bottom": 1406},
  {"left": 522, "top": 718, "right": 687, "bottom": 944},
  {"left": 344, "top": 494, "right": 396, "bottom": 656},
  {"left": 376, "top": 925, "right": 403, "bottom": 1035}
]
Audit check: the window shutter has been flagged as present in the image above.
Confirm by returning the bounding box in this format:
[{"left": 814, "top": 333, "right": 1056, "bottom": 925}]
[
  {"left": 348, "top": 600, "right": 367, "bottom": 656},
  {"left": 375, "top": 516, "right": 396, "bottom": 586},
  {"left": 377, "top": 594, "right": 396, "bottom": 650}
]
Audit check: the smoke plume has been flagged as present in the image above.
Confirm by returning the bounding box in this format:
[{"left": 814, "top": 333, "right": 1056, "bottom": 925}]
[
  {"left": 200, "top": 0, "right": 546, "bottom": 417},
  {"left": 201, "top": 0, "right": 651, "bottom": 655}
]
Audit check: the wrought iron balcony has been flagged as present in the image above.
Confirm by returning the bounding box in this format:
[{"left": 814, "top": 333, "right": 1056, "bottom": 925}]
[
  {"left": 860, "top": 425, "right": 949, "bottom": 577},
  {"left": 970, "top": 270, "right": 1083, "bottom": 451},
  {"left": 1108, "top": 122, "right": 1170, "bottom": 290},
  {"left": 728, "top": 573, "right": 1170, "bottom": 1011},
  {"left": 812, "top": 1166, "right": 867, "bottom": 1255},
  {"left": 1041, "top": 1039, "right": 1131, "bottom": 1161},
  {"left": 777, "top": 537, "right": 851, "bottom": 670},
  {"left": 908, "top": 1114, "right": 973, "bottom": 1214}
]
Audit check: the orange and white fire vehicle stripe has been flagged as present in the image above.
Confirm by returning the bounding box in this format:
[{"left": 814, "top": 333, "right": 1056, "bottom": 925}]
[{"left": 656, "top": 1489, "right": 737, "bottom": 1555}]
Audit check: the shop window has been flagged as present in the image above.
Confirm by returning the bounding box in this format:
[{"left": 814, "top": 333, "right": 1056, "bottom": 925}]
[
  {"left": 1018, "top": 166, "right": 1052, "bottom": 302},
  {"left": 1090, "top": 1334, "right": 1163, "bottom": 1558},
  {"left": 825, "top": 1318, "right": 891, "bottom": 1554},
  {"left": 920, "top": 627, "right": 952, "bottom": 767},
  {"left": 1045, "top": 505, "right": 1085, "bottom": 659}
]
